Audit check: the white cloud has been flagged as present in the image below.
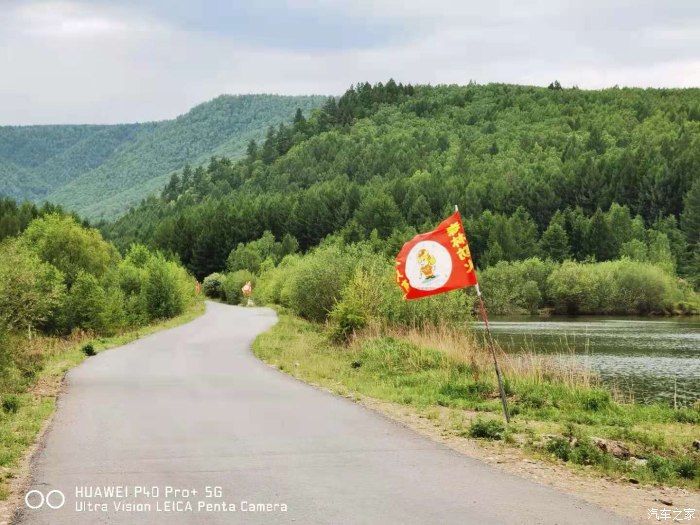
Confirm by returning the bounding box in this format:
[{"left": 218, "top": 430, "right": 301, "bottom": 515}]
[{"left": 0, "top": 0, "right": 697, "bottom": 125}]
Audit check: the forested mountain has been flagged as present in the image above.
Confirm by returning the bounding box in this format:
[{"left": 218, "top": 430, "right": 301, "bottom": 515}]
[
  {"left": 0, "top": 95, "right": 326, "bottom": 219},
  {"left": 104, "top": 81, "right": 700, "bottom": 284}
]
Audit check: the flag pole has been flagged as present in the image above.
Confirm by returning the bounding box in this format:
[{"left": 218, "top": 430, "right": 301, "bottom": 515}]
[{"left": 455, "top": 205, "right": 510, "bottom": 423}]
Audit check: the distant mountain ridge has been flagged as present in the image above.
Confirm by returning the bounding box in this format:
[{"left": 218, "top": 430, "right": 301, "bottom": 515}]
[{"left": 0, "top": 94, "right": 326, "bottom": 219}]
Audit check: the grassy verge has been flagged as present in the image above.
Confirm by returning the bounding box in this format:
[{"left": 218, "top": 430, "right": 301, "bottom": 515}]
[
  {"left": 253, "top": 313, "right": 700, "bottom": 490},
  {"left": 0, "top": 300, "right": 205, "bottom": 500}
]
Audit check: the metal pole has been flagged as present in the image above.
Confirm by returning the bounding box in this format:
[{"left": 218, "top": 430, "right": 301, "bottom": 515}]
[
  {"left": 454, "top": 205, "right": 510, "bottom": 422},
  {"left": 475, "top": 283, "right": 510, "bottom": 423}
]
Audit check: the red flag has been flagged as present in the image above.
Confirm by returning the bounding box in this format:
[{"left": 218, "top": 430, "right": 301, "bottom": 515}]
[{"left": 395, "top": 211, "right": 478, "bottom": 300}]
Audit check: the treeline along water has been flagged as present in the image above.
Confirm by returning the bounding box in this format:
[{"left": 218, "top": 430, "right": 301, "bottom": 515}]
[{"left": 479, "top": 317, "right": 700, "bottom": 406}]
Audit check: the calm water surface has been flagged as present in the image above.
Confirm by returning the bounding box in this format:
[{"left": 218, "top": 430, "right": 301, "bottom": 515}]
[{"left": 477, "top": 316, "right": 700, "bottom": 405}]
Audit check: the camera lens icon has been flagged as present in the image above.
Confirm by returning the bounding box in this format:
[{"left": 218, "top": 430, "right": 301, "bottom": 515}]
[{"left": 25, "top": 489, "right": 65, "bottom": 510}]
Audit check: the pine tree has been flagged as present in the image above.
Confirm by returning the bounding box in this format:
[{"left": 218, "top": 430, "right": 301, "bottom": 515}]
[
  {"left": 586, "top": 208, "right": 615, "bottom": 261},
  {"left": 681, "top": 179, "right": 700, "bottom": 247},
  {"left": 539, "top": 219, "right": 570, "bottom": 261},
  {"left": 246, "top": 139, "right": 258, "bottom": 159}
]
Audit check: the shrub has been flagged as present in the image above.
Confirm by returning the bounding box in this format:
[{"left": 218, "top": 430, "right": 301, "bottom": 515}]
[
  {"left": 547, "top": 436, "right": 572, "bottom": 461},
  {"left": 479, "top": 258, "right": 554, "bottom": 314},
  {"left": 439, "top": 379, "right": 492, "bottom": 400},
  {"left": 547, "top": 259, "right": 680, "bottom": 314},
  {"left": 547, "top": 436, "right": 607, "bottom": 466},
  {"left": 579, "top": 390, "right": 612, "bottom": 412},
  {"left": 328, "top": 300, "right": 367, "bottom": 342},
  {"left": 646, "top": 454, "right": 676, "bottom": 481},
  {"left": 283, "top": 244, "right": 356, "bottom": 322},
  {"left": 0, "top": 241, "right": 66, "bottom": 333},
  {"left": 64, "top": 271, "right": 107, "bottom": 332},
  {"left": 255, "top": 258, "right": 298, "bottom": 305},
  {"left": 329, "top": 247, "right": 472, "bottom": 331},
  {"left": 675, "top": 457, "right": 699, "bottom": 480},
  {"left": 569, "top": 439, "right": 606, "bottom": 466},
  {"left": 202, "top": 273, "right": 226, "bottom": 299},
  {"left": 20, "top": 214, "right": 117, "bottom": 286},
  {"left": 468, "top": 418, "right": 506, "bottom": 440},
  {"left": 115, "top": 261, "right": 146, "bottom": 297},
  {"left": 124, "top": 243, "right": 152, "bottom": 269},
  {"left": 222, "top": 270, "right": 255, "bottom": 305},
  {"left": 101, "top": 286, "right": 127, "bottom": 334},
  {"left": 1, "top": 394, "right": 19, "bottom": 414},
  {"left": 141, "top": 255, "right": 188, "bottom": 320},
  {"left": 81, "top": 343, "right": 96, "bottom": 356}
]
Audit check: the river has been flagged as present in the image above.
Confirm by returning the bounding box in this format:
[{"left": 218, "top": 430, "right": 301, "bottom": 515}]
[{"left": 477, "top": 316, "right": 700, "bottom": 406}]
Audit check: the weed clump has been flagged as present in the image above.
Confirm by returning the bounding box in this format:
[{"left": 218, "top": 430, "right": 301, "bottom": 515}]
[
  {"left": 81, "top": 343, "right": 96, "bottom": 356},
  {"left": 1, "top": 394, "right": 19, "bottom": 414},
  {"left": 468, "top": 418, "right": 506, "bottom": 440}
]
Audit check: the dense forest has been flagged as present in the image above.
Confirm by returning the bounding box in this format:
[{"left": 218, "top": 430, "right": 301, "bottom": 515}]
[
  {"left": 104, "top": 81, "right": 700, "bottom": 292},
  {"left": 0, "top": 95, "right": 326, "bottom": 220}
]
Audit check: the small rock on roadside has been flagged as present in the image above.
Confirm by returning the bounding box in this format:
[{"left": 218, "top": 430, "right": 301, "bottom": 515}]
[
  {"left": 628, "top": 457, "right": 647, "bottom": 468},
  {"left": 592, "top": 437, "right": 631, "bottom": 459}
]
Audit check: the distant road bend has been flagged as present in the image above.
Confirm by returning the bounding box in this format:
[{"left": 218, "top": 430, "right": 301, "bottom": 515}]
[{"left": 17, "top": 302, "right": 630, "bottom": 524}]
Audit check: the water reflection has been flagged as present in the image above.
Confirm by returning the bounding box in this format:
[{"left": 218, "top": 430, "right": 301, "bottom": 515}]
[{"left": 475, "top": 317, "right": 700, "bottom": 405}]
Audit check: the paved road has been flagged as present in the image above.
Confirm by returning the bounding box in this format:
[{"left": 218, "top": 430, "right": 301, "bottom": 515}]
[{"left": 17, "top": 302, "right": 630, "bottom": 524}]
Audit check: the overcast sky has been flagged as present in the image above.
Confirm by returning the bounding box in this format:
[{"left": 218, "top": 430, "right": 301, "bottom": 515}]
[{"left": 1, "top": 0, "right": 698, "bottom": 125}]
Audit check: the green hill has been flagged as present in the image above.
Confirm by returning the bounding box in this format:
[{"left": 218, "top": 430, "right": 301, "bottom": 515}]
[
  {"left": 0, "top": 94, "right": 326, "bottom": 219},
  {"left": 104, "top": 81, "right": 700, "bottom": 283}
]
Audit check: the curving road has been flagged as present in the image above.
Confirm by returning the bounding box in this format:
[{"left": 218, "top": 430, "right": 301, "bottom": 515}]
[{"left": 16, "top": 302, "right": 629, "bottom": 524}]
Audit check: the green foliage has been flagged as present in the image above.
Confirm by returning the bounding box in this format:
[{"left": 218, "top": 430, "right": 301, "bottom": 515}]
[
  {"left": 1, "top": 394, "right": 19, "bottom": 414},
  {"left": 65, "top": 272, "right": 108, "bottom": 332},
  {"left": 222, "top": 270, "right": 255, "bottom": 306},
  {"left": 21, "top": 214, "right": 116, "bottom": 286},
  {"left": 105, "top": 82, "right": 699, "bottom": 285},
  {"left": 81, "top": 343, "right": 96, "bottom": 357},
  {"left": 468, "top": 418, "right": 506, "bottom": 440},
  {"left": 202, "top": 273, "right": 226, "bottom": 299},
  {"left": 141, "top": 255, "right": 191, "bottom": 320},
  {"left": 479, "top": 258, "right": 555, "bottom": 314},
  {"left": 0, "top": 240, "right": 65, "bottom": 331},
  {"left": 281, "top": 244, "right": 356, "bottom": 322},
  {"left": 547, "top": 259, "right": 682, "bottom": 314},
  {"left": 1, "top": 96, "right": 326, "bottom": 220},
  {"left": 226, "top": 231, "right": 297, "bottom": 274}
]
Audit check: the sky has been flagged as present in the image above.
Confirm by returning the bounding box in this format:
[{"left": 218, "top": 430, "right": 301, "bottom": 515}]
[{"left": 1, "top": 0, "right": 698, "bottom": 125}]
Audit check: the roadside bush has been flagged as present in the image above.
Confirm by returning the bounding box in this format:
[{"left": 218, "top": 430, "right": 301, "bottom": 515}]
[
  {"left": 283, "top": 244, "right": 356, "bottom": 322},
  {"left": 202, "top": 273, "right": 226, "bottom": 299},
  {"left": 1, "top": 394, "right": 19, "bottom": 414},
  {"left": 329, "top": 248, "right": 472, "bottom": 331},
  {"left": 0, "top": 241, "right": 66, "bottom": 332},
  {"left": 81, "top": 343, "right": 96, "bottom": 356},
  {"left": 101, "top": 286, "right": 127, "bottom": 333},
  {"left": 546, "top": 436, "right": 607, "bottom": 466},
  {"left": 254, "top": 256, "right": 300, "bottom": 306},
  {"left": 65, "top": 271, "right": 107, "bottom": 332},
  {"left": 20, "top": 214, "right": 117, "bottom": 286},
  {"left": 114, "top": 260, "right": 146, "bottom": 297},
  {"left": 468, "top": 418, "right": 506, "bottom": 440},
  {"left": 222, "top": 270, "right": 255, "bottom": 305},
  {"left": 141, "top": 255, "right": 189, "bottom": 320}
]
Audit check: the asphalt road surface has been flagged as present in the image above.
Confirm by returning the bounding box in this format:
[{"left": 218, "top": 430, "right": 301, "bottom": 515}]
[{"left": 16, "top": 302, "right": 630, "bottom": 524}]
